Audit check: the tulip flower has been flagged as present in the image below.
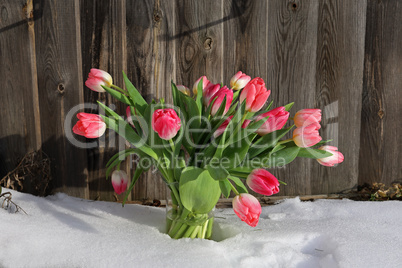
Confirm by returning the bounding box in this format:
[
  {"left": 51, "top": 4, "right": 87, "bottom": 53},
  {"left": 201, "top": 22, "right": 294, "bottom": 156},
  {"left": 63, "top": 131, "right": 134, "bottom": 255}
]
[
  {"left": 213, "top": 116, "right": 233, "bottom": 138},
  {"left": 254, "top": 106, "right": 289, "bottom": 135},
  {"left": 317, "top": 146, "right": 344, "bottom": 167},
  {"left": 176, "top": 85, "right": 191, "bottom": 96},
  {"left": 294, "top": 109, "right": 321, "bottom": 128},
  {"left": 246, "top": 169, "right": 279, "bottom": 196},
  {"left": 85, "top": 68, "right": 113, "bottom": 93},
  {"left": 126, "top": 106, "right": 135, "bottom": 127},
  {"left": 242, "top": 119, "right": 251, "bottom": 129},
  {"left": 240, "top": 77, "right": 271, "bottom": 112},
  {"left": 111, "top": 170, "right": 128, "bottom": 194},
  {"left": 230, "top": 71, "right": 251, "bottom": 90},
  {"left": 232, "top": 193, "right": 261, "bottom": 227},
  {"left": 293, "top": 123, "right": 322, "bottom": 148},
  {"left": 192, "top": 76, "right": 210, "bottom": 95},
  {"left": 72, "top": 113, "right": 106, "bottom": 138},
  {"left": 209, "top": 86, "right": 234, "bottom": 116},
  {"left": 203, "top": 83, "right": 221, "bottom": 106},
  {"left": 152, "top": 109, "right": 181, "bottom": 140}
]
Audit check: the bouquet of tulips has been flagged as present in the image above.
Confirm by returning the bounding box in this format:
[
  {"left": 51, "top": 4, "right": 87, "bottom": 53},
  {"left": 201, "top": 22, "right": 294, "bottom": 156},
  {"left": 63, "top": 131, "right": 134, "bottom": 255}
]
[{"left": 73, "top": 69, "right": 344, "bottom": 239}]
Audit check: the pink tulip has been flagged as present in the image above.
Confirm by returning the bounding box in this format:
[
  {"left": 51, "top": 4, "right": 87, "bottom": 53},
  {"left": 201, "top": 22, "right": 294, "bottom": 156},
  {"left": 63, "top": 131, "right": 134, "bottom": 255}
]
[
  {"left": 192, "top": 76, "right": 210, "bottom": 95},
  {"left": 294, "top": 109, "right": 321, "bottom": 128},
  {"left": 232, "top": 193, "right": 261, "bottom": 227},
  {"left": 72, "top": 113, "right": 106, "bottom": 138},
  {"left": 203, "top": 83, "right": 221, "bottom": 106},
  {"left": 240, "top": 77, "right": 271, "bottom": 112},
  {"left": 242, "top": 119, "right": 251, "bottom": 129},
  {"left": 126, "top": 106, "right": 135, "bottom": 127},
  {"left": 213, "top": 116, "right": 233, "bottom": 138},
  {"left": 176, "top": 85, "right": 191, "bottom": 96},
  {"left": 254, "top": 106, "right": 289, "bottom": 135},
  {"left": 246, "top": 169, "right": 280, "bottom": 196},
  {"left": 293, "top": 123, "right": 322, "bottom": 148},
  {"left": 317, "top": 146, "right": 344, "bottom": 167},
  {"left": 85, "top": 68, "right": 113, "bottom": 92},
  {"left": 230, "top": 71, "right": 251, "bottom": 90},
  {"left": 111, "top": 170, "right": 128, "bottom": 195},
  {"left": 209, "top": 86, "right": 234, "bottom": 116},
  {"left": 152, "top": 109, "right": 181, "bottom": 140}
]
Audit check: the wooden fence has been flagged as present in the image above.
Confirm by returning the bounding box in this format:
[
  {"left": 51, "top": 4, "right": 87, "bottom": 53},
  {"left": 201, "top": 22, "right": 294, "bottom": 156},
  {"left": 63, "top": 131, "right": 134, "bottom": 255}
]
[{"left": 0, "top": 0, "right": 400, "bottom": 201}]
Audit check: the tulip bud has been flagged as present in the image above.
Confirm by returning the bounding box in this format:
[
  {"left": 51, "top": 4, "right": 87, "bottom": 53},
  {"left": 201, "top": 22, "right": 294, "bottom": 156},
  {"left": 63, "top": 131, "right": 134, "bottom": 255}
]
[
  {"left": 111, "top": 170, "right": 128, "bottom": 195},
  {"left": 254, "top": 106, "right": 289, "bottom": 135},
  {"left": 85, "top": 68, "right": 113, "bottom": 92},
  {"left": 209, "top": 86, "right": 234, "bottom": 116},
  {"left": 72, "top": 113, "right": 106, "bottom": 138},
  {"left": 203, "top": 83, "right": 221, "bottom": 106},
  {"left": 293, "top": 123, "right": 322, "bottom": 148},
  {"left": 317, "top": 146, "right": 344, "bottom": 167},
  {"left": 152, "top": 109, "right": 181, "bottom": 140},
  {"left": 294, "top": 109, "right": 321, "bottom": 128},
  {"left": 126, "top": 106, "right": 135, "bottom": 127},
  {"left": 240, "top": 77, "right": 271, "bottom": 112},
  {"left": 232, "top": 193, "right": 261, "bottom": 227},
  {"left": 246, "top": 169, "right": 279, "bottom": 196},
  {"left": 192, "top": 76, "right": 210, "bottom": 95},
  {"left": 176, "top": 85, "right": 191, "bottom": 96},
  {"left": 213, "top": 116, "right": 233, "bottom": 138},
  {"left": 230, "top": 71, "right": 251, "bottom": 90}
]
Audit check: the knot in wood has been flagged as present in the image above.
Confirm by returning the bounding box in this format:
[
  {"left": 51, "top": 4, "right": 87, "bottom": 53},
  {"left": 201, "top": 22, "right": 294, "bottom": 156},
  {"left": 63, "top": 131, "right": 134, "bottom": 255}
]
[
  {"left": 204, "top": 37, "right": 213, "bottom": 50},
  {"left": 57, "top": 83, "right": 65, "bottom": 94},
  {"left": 288, "top": 1, "right": 298, "bottom": 11},
  {"left": 153, "top": 14, "right": 161, "bottom": 22},
  {"left": 377, "top": 109, "right": 384, "bottom": 119}
]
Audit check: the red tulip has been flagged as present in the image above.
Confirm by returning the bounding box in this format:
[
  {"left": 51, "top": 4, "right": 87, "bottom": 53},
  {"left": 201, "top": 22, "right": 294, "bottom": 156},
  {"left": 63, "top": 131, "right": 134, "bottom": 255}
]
[
  {"left": 152, "top": 109, "right": 181, "bottom": 140},
  {"left": 317, "top": 146, "right": 344, "bottom": 167},
  {"left": 294, "top": 109, "right": 321, "bottom": 128},
  {"left": 192, "top": 76, "right": 210, "bottom": 95},
  {"left": 240, "top": 77, "right": 271, "bottom": 112},
  {"left": 232, "top": 193, "right": 261, "bottom": 227},
  {"left": 293, "top": 123, "right": 322, "bottom": 148},
  {"left": 254, "top": 106, "right": 289, "bottom": 135},
  {"left": 230, "top": 71, "right": 251, "bottom": 90},
  {"left": 203, "top": 83, "right": 221, "bottom": 106},
  {"left": 73, "top": 113, "right": 106, "bottom": 138},
  {"left": 246, "top": 169, "right": 279, "bottom": 196},
  {"left": 126, "top": 106, "right": 135, "bottom": 127},
  {"left": 176, "top": 85, "right": 191, "bottom": 96},
  {"left": 85, "top": 68, "right": 113, "bottom": 92},
  {"left": 111, "top": 170, "right": 128, "bottom": 194},
  {"left": 209, "top": 86, "right": 233, "bottom": 116}
]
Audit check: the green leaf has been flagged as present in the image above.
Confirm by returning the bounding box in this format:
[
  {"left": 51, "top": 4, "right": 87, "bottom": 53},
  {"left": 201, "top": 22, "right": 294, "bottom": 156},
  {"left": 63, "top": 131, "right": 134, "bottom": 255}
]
[
  {"left": 123, "top": 71, "right": 148, "bottom": 115},
  {"left": 206, "top": 165, "right": 229, "bottom": 181},
  {"left": 123, "top": 167, "right": 144, "bottom": 206},
  {"left": 264, "top": 146, "right": 300, "bottom": 168},
  {"left": 297, "top": 148, "right": 333, "bottom": 159},
  {"left": 179, "top": 167, "right": 221, "bottom": 214},
  {"left": 221, "top": 134, "right": 254, "bottom": 169},
  {"left": 284, "top": 102, "right": 294, "bottom": 112},
  {"left": 228, "top": 176, "right": 248, "bottom": 194},
  {"left": 248, "top": 126, "right": 294, "bottom": 158},
  {"left": 219, "top": 179, "right": 232, "bottom": 198},
  {"left": 101, "top": 85, "right": 132, "bottom": 105},
  {"left": 195, "top": 78, "right": 204, "bottom": 116}
]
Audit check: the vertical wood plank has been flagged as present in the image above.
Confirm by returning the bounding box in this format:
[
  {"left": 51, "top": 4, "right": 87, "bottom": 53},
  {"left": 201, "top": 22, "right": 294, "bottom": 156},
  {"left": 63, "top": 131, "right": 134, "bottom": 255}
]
[
  {"left": 359, "top": 0, "right": 402, "bottom": 186},
  {"left": 266, "top": 0, "right": 319, "bottom": 196},
  {"left": 174, "top": 0, "right": 223, "bottom": 87},
  {"left": 35, "top": 0, "right": 88, "bottom": 198},
  {"left": 126, "top": 0, "right": 175, "bottom": 200},
  {"left": 0, "top": 0, "right": 41, "bottom": 189},
  {"left": 80, "top": 0, "right": 127, "bottom": 201},
  {"left": 311, "top": 0, "right": 367, "bottom": 194}
]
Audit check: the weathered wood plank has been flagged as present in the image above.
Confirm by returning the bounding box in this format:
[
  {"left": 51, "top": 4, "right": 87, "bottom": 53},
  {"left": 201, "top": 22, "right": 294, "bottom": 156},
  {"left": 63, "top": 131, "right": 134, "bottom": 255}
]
[
  {"left": 34, "top": 0, "right": 88, "bottom": 197},
  {"left": 80, "top": 0, "right": 127, "bottom": 201},
  {"left": 310, "top": 0, "right": 367, "bottom": 194},
  {"left": 174, "top": 0, "right": 223, "bottom": 87},
  {"left": 0, "top": 0, "right": 41, "bottom": 191},
  {"left": 126, "top": 0, "right": 176, "bottom": 200},
  {"left": 359, "top": 0, "right": 402, "bottom": 186},
  {"left": 266, "top": 0, "right": 319, "bottom": 196}
]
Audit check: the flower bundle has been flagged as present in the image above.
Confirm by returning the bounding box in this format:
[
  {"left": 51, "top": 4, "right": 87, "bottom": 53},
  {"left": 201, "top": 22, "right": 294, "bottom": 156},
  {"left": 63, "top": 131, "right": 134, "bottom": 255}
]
[{"left": 73, "top": 69, "right": 344, "bottom": 239}]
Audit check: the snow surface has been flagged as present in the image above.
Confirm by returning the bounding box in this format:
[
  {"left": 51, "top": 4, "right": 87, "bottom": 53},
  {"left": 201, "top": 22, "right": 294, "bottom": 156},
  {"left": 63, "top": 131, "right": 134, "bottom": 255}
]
[{"left": 0, "top": 189, "right": 401, "bottom": 268}]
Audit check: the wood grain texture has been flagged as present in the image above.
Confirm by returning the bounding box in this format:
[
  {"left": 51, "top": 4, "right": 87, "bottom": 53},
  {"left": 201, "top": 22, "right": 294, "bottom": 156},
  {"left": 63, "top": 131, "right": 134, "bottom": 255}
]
[
  {"left": 174, "top": 0, "right": 223, "bottom": 87},
  {"left": 359, "top": 0, "right": 402, "bottom": 186},
  {"left": 80, "top": 0, "right": 127, "bottom": 201},
  {"left": 311, "top": 0, "right": 367, "bottom": 194},
  {"left": 0, "top": 0, "right": 41, "bottom": 188},
  {"left": 126, "top": 0, "right": 176, "bottom": 200},
  {"left": 266, "top": 0, "right": 319, "bottom": 196},
  {"left": 34, "top": 0, "right": 88, "bottom": 197}
]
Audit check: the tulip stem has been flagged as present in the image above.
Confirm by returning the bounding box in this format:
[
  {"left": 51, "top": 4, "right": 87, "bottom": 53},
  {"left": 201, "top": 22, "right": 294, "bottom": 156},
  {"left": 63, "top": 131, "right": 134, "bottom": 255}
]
[
  {"left": 229, "top": 181, "right": 240, "bottom": 196},
  {"left": 278, "top": 138, "right": 293, "bottom": 145}
]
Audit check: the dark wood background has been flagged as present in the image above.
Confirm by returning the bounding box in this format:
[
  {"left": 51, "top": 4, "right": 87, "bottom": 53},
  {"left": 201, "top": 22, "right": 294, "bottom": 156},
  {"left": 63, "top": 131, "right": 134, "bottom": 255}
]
[{"left": 1, "top": 0, "right": 400, "bottom": 201}]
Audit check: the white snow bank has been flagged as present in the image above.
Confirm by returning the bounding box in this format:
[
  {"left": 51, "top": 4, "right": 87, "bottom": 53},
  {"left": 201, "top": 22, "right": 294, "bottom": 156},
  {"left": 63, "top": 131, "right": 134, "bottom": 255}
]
[{"left": 0, "top": 189, "right": 401, "bottom": 268}]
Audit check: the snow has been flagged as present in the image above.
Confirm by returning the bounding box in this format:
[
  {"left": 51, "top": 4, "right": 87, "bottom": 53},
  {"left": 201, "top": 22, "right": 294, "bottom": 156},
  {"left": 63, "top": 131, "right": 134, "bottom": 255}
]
[{"left": 1, "top": 189, "right": 401, "bottom": 268}]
